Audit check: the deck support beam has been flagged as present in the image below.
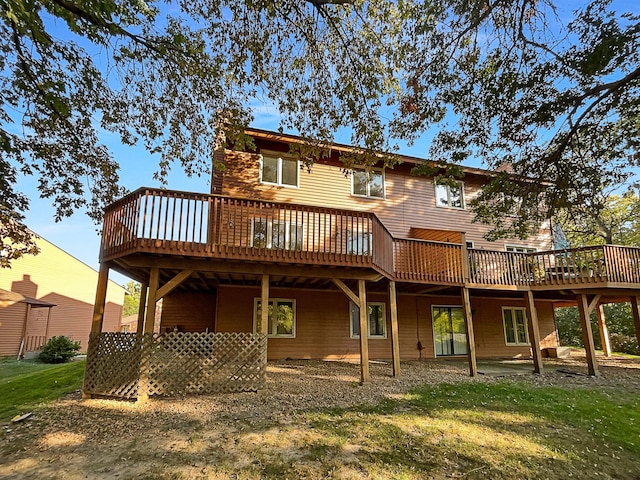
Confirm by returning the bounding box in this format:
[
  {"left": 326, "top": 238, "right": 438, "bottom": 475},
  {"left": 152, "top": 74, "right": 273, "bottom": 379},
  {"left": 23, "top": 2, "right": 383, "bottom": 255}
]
[
  {"left": 576, "top": 294, "right": 600, "bottom": 376},
  {"left": 91, "top": 263, "right": 110, "bottom": 335},
  {"left": 260, "top": 274, "right": 270, "bottom": 334},
  {"left": 461, "top": 287, "right": 477, "bottom": 377},
  {"left": 524, "top": 290, "right": 543, "bottom": 374},
  {"left": 358, "top": 280, "right": 370, "bottom": 384},
  {"left": 144, "top": 268, "right": 160, "bottom": 334},
  {"left": 596, "top": 304, "right": 611, "bottom": 357},
  {"left": 136, "top": 282, "right": 148, "bottom": 333},
  {"left": 389, "top": 281, "right": 400, "bottom": 377},
  {"left": 156, "top": 269, "right": 194, "bottom": 300},
  {"left": 631, "top": 296, "right": 640, "bottom": 351}
]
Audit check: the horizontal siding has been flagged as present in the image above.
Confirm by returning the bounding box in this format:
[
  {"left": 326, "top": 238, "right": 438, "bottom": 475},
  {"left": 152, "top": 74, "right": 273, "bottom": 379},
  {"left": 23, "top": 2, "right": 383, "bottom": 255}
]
[
  {"left": 221, "top": 149, "right": 553, "bottom": 251},
  {"left": 160, "top": 292, "right": 216, "bottom": 333},
  {"left": 0, "top": 236, "right": 124, "bottom": 356},
  {"left": 206, "top": 286, "right": 558, "bottom": 360}
]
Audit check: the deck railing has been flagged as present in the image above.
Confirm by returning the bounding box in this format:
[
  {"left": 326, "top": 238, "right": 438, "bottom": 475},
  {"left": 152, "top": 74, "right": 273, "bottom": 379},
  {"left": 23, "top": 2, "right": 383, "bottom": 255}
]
[
  {"left": 394, "top": 238, "right": 465, "bottom": 285},
  {"left": 101, "top": 188, "right": 640, "bottom": 288},
  {"left": 101, "top": 188, "right": 395, "bottom": 274}
]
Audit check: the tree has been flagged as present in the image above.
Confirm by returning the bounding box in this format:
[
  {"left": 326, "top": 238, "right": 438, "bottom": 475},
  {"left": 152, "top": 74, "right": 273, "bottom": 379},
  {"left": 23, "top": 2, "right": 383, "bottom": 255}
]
[
  {"left": 556, "top": 187, "right": 640, "bottom": 246},
  {"left": 1, "top": 0, "right": 639, "bottom": 263},
  {"left": 122, "top": 281, "right": 141, "bottom": 317}
]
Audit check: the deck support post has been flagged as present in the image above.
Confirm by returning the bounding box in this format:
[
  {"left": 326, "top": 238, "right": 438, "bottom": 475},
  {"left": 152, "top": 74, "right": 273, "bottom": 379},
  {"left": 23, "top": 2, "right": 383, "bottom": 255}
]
[
  {"left": 91, "top": 263, "right": 110, "bottom": 335},
  {"left": 138, "top": 268, "right": 160, "bottom": 404},
  {"left": 358, "top": 279, "right": 370, "bottom": 384},
  {"left": 524, "top": 290, "right": 543, "bottom": 374},
  {"left": 144, "top": 268, "right": 160, "bottom": 334},
  {"left": 577, "top": 294, "right": 600, "bottom": 377},
  {"left": 84, "top": 262, "right": 110, "bottom": 398},
  {"left": 389, "top": 281, "right": 401, "bottom": 377},
  {"left": 596, "top": 304, "right": 612, "bottom": 357},
  {"left": 461, "top": 287, "right": 477, "bottom": 377},
  {"left": 260, "top": 274, "right": 270, "bottom": 334},
  {"left": 136, "top": 282, "right": 148, "bottom": 333},
  {"left": 631, "top": 297, "right": 640, "bottom": 351}
]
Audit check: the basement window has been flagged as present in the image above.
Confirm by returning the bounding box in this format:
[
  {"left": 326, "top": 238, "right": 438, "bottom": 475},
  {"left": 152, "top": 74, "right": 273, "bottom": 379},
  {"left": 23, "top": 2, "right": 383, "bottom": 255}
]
[
  {"left": 502, "top": 307, "right": 529, "bottom": 345},
  {"left": 350, "top": 302, "right": 387, "bottom": 339},
  {"left": 254, "top": 298, "right": 296, "bottom": 338}
]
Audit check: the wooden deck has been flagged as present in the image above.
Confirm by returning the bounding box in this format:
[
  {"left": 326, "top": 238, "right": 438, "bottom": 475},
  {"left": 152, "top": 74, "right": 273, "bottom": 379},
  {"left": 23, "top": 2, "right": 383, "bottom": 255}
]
[{"left": 101, "top": 188, "right": 640, "bottom": 290}]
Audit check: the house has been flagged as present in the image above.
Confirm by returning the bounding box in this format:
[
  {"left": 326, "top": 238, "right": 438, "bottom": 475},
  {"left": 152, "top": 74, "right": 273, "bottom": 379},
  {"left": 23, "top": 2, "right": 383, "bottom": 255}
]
[
  {"left": 0, "top": 232, "right": 125, "bottom": 357},
  {"left": 85, "top": 128, "right": 640, "bottom": 399}
]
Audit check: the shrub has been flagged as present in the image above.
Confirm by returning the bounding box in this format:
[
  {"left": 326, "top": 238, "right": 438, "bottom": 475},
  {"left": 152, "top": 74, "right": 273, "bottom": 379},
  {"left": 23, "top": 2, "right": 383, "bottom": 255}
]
[
  {"left": 39, "top": 336, "right": 81, "bottom": 364},
  {"left": 609, "top": 334, "right": 640, "bottom": 356}
]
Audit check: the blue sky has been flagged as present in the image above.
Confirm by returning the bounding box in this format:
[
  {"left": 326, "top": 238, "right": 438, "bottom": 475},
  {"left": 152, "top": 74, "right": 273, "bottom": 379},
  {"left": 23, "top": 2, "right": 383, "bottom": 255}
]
[{"left": 13, "top": 0, "right": 640, "bottom": 287}]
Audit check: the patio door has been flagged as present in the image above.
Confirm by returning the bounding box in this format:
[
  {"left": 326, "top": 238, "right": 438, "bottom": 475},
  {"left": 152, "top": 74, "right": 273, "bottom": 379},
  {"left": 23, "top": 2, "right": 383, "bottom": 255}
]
[{"left": 433, "top": 306, "right": 467, "bottom": 356}]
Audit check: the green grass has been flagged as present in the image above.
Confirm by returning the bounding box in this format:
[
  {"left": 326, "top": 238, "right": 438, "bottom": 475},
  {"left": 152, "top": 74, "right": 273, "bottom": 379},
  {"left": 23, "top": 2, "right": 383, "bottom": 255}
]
[
  {"left": 0, "top": 359, "right": 85, "bottom": 421},
  {"left": 296, "top": 382, "right": 640, "bottom": 479}
]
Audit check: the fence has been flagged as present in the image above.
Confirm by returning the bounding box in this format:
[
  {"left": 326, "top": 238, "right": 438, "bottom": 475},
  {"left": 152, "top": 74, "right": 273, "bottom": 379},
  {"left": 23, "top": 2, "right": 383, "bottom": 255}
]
[{"left": 83, "top": 332, "right": 267, "bottom": 400}]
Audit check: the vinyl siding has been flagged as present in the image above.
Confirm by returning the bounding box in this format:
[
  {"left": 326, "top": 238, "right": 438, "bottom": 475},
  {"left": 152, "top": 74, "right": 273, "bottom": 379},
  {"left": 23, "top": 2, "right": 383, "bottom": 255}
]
[
  {"left": 220, "top": 149, "right": 553, "bottom": 251},
  {"left": 160, "top": 286, "right": 559, "bottom": 360},
  {"left": 0, "top": 236, "right": 125, "bottom": 356}
]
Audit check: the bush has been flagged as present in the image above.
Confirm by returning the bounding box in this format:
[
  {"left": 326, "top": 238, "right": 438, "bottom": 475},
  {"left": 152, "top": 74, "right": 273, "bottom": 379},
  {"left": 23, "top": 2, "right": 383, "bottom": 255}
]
[
  {"left": 609, "top": 334, "right": 640, "bottom": 356},
  {"left": 39, "top": 336, "right": 81, "bottom": 364}
]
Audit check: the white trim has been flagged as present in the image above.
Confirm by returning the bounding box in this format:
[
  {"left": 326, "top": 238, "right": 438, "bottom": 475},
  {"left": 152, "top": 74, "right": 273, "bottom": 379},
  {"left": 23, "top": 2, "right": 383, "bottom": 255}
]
[
  {"left": 505, "top": 245, "right": 537, "bottom": 253},
  {"left": 349, "top": 301, "right": 387, "bottom": 339},
  {"left": 350, "top": 167, "right": 386, "bottom": 199},
  {"left": 434, "top": 180, "right": 465, "bottom": 210},
  {"left": 502, "top": 306, "right": 529, "bottom": 346},
  {"left": 250, "top": 218, "right": 304, "bottom": 250},
  {"left": 253, "top": 298, "right": 297, "bottom": 338},
  {"left": 259, "top": 153, "right": 300, "bottom": 188},
  {"left": 465, "top": 241, "right": 475, "bottom": 249},
  {"left": 431, "top": 305, "right": 466, "bottom": 356}
]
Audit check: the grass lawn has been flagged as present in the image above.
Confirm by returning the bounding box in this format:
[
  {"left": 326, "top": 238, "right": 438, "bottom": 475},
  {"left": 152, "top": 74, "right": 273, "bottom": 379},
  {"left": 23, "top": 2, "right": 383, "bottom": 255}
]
[
  {"left": 0, "top": 359, "right": 85, "bottom": 421},
  {"left": 1, "top": 361, "right": 639, "bottom": 479}
]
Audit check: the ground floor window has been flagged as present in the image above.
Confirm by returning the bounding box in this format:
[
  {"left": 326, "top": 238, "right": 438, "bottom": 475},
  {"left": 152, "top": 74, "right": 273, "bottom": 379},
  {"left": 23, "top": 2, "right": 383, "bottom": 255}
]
[
  {"left": 350, "top": 302, "right": 386, "bottom": 338},
  {"left": 502, "top": 307, "right": 529, "bottom": 345},
  {"left": 432, "top": 306, "right": 467, "bottom": 356},
  {"left": 253, "top": 298, "right": 296, "bottom": 337}
]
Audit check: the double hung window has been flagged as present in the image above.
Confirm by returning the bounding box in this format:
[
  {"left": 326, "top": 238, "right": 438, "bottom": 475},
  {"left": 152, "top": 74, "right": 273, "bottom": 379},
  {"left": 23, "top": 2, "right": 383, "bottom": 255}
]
[
  {"left": 260, "top": 155, "right": 299, "bottom": 187},
  {"left": 254, "top": 298, "right": 296, "bottom": 337},
  {"left": 435, "top": 181, "right": 464, "bottom": 209},
  {"left": 350, "top": 302, "right": 386, "bottom": 338},
  {"left": 352, "top": 169, "right": 385, "bottom": 199},
  {"left": 502, "top": 307, "right": 529, "bottom": 345}
]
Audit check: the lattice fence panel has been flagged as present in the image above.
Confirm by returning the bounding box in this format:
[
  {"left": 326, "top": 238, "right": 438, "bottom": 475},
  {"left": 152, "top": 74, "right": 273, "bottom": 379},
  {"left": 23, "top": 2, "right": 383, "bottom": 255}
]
[
  {"left": 83, "top": 332, "right": 142, "bottom": 399},
  {"left": 147, "top": 332, "right": 267, "bottom": 396},
  {"left": 83, "top": 332, "right": 267, "bottom": 400}
]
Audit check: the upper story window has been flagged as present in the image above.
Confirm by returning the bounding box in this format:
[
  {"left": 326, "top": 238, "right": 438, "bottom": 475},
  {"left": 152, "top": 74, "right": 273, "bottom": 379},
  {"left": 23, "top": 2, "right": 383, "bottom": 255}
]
[
  {"left": 346, "top": 229, "right": 372, "bottom": 255},
  {"left": 260, "top": 155, "right": 299, "bottom": 187},
  {"left": 352, "top": 169, "right": 385, "bottom": 199},
  {"left": 505, "top": 245, "right": 537, "bottom": 253},
  {"left": 435, "top": 181, "right": 464, "bottom": 209}
]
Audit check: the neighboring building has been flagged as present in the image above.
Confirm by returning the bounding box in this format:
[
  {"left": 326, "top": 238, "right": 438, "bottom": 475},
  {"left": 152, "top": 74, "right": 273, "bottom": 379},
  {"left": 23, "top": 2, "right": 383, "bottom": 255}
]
[
  {"left": 91, "top": 128, "right": 640, "bottom": 381},
  {"left": 0, "top": 233, "right": 125, "bottom": 357}
]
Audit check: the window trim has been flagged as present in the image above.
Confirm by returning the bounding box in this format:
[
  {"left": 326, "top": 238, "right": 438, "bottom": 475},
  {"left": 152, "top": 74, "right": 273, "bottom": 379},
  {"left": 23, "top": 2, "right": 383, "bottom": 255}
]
[
  {"left": 434, "top": 180, "right": 465, "bottom": 210},
  {"left": 502, "top": 307, "right": 529, "bottom": 346},
  {"left": 250, "top": 218, "right": 304, "bottom": 250},
  {"left": 505, "top": 245, "right": 537, "bottom": 253},
  {"left": 259, "top": 153, "right": 300, "bottom": 188},
  {"left": 349, "top": 301, "right": 387, "bottom": 339},
  {"left": 351, "top": 167, "right": 386, "bottom": 199},
  {"left": 465, "top": 241, "right": 475, "bottom": 250},
  {"left": 253, "top": 298, "right": 297, "bottom": 338}
]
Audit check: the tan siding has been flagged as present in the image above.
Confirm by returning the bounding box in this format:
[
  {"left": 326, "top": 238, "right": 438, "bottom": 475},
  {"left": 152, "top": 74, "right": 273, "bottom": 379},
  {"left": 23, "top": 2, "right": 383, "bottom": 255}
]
[
  {"left": 160, "top": 292, "right": 216, "bottom": 332},
  {"left": 221, "top": 149, "right": 553, "bottom": 251},
  {"left": 0, "top": 236, "right": 125, "bottom": 356},
  {"left": 211, "top": 287, "right": 558, "bottom": 360}
]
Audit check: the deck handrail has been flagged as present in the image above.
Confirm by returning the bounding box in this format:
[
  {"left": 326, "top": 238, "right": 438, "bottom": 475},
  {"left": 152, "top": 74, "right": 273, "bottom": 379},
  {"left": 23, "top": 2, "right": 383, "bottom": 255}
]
[{"left": 101, "top": 188, "right": 640, "bottom": 287}]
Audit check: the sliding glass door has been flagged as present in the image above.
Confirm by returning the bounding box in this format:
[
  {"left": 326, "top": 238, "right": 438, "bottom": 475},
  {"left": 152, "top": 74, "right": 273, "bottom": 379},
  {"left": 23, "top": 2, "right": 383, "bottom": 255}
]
[{"left": 433, "top": 306, "right": 467, "bottom": 356}]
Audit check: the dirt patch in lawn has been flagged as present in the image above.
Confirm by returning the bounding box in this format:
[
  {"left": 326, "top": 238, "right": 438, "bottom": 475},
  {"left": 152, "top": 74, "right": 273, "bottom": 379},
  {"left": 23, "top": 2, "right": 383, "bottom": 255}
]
[{"left": 1, "top": 355, "right": 639, "bottom": 479}]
